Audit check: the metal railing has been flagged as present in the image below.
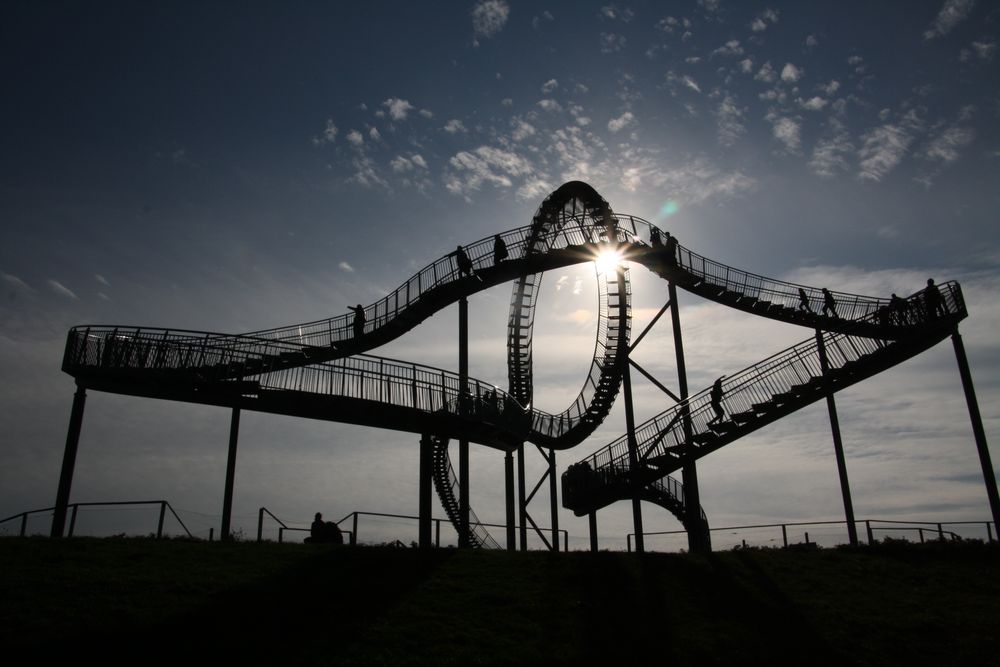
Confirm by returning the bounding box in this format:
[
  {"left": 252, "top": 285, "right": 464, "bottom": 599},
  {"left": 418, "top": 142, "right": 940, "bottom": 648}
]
[
  {"left": 0, "top": 500, "right": 192, "bottom": 538},
  {"left": 568, "top": 282, "right": 966, "bottom": 493},
  {"left": 627, "top": 518, "right": 996, "bottom": 552}
]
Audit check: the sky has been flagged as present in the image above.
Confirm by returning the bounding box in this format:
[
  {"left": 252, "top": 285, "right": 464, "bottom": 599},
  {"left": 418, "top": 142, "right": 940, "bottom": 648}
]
[{"left": 1, "top": 0, "right": 999, "bottom": 549}]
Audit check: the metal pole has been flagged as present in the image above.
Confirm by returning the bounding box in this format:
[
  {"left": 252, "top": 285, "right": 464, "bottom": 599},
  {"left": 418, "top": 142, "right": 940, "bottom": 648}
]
[
  {"left": 518, "top": 442, "right": 527, "bottom": 551},
  {"left": 548, "top": 449, "right": 559, "bottom": 552},
  {"left": 52, "top": 384, "right": 87, "bottom": 538},
  {"left": 352, "top": 511, "right": 359, "bottom": 546},
  {"left": 622, "top": 362, "right": 644, "bottom": 554},
  {"left": 816, "top": 330, "right": 858, "bottom": 546},
  {"left": 589, "top": 511, "right": 598, "bottom": 552},
  {"left": 220, "top": 407, "right": 240, "bottom": 541},
  {"left": 257, "top": 508, "right": 264, "bottom": 542},
  {"left": 419, "top": 435, "right": 433, "bottom": 548},
  {"left": 668, "top": 282, "right": 710, "bottom": 553},
  {"left": 458, "top": 297, "right": 470, "bottom": 548},
  {"left": 505, "top": 450, "right": 516, "bottom": 551},
  {"left": 952, "top": 332, "right": 1000, "bottom": 529},
  {"left": 157, "top": 501, "right": 167, "bottom": 539}
]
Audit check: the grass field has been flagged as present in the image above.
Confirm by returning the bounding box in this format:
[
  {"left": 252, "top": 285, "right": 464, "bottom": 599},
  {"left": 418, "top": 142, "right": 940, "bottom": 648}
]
[{"left": 2, "top": 537, "right": 998, "bottom": 665}]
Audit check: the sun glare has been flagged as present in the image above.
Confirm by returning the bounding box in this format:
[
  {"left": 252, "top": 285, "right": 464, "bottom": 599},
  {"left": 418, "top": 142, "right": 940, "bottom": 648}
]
[{"left": 594, "top": 248, "right": 623, "bottom": 274}]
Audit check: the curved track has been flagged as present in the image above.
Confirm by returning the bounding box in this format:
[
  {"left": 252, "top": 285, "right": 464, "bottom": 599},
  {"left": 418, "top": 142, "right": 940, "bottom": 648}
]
[{"left": 61, "top": 182, "right": 968, "bottom": 547}]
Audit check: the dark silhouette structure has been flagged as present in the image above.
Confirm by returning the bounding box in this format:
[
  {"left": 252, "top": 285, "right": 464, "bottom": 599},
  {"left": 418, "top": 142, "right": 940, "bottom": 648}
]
[{"left": 51, "top": 181, "right": 997, "bottom": 554}]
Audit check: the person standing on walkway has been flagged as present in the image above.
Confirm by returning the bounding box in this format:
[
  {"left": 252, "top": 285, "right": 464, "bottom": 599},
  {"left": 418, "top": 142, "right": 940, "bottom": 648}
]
[
  {"left": 707, "top": 376, "right": 726, "bottom": 427},
  {"left": 821, "top": 288, "right": 838, "bottom": 318},
  {"left": 348, "top": 304, "right": 366, "bottom": 338}
]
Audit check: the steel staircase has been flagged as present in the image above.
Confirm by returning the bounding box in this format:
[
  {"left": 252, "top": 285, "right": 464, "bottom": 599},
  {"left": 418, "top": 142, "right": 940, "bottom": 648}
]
[{"left": 429, "top": 436, "right": 502, "bottom": 549}]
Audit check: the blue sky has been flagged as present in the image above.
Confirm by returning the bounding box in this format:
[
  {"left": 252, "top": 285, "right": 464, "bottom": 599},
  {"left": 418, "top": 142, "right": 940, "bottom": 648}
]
[{"left": 1, "top": 0, "right": 998, "bottom": 547}]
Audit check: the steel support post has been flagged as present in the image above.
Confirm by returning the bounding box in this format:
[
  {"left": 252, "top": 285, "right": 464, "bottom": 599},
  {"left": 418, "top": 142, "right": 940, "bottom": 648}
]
[
  {"left": 668, "top": 282, "right": 710, "bottom": 553},
  {"left": 220, "top": 407, "right": 241, "bottom": 541},
  {"left": 419, "top": 435, "right": 433, "bottom": 548},
  {"left": 622, "top": 362, "right": 645, "bottom": 553},
  {"left": 589, "top": 511, "right": 598, "bottom": 552},
  {"left": 815, "top": 331, "right": 858, "bottom": 546},
  {"left": 458, "top": 297, "right": 470, "bottom": 548},
  {"left": 518, "top": 442, "right": 527, "bottom": 551},
  {"left": 52, "top": 384, "right": 87, "bottom": 538},
  {"left": 952, "top": 332, "right": 1000, "bottom": 529},
  {"left": 548, "top": 449, "right": 559, "bottom": 552},
  {"left": 505, "top": 450, "right": 516, "bottom": 551}
]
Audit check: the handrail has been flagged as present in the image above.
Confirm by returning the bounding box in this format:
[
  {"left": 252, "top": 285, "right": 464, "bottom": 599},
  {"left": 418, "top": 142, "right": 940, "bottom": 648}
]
[{"left": 1, "top": 500, "right": 192, "bottom": 538}]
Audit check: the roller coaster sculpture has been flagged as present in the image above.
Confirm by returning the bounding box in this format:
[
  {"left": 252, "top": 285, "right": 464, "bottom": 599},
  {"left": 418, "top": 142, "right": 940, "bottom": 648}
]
[{"left": 54, "top": 182, "right": 995, "bottom": 549}]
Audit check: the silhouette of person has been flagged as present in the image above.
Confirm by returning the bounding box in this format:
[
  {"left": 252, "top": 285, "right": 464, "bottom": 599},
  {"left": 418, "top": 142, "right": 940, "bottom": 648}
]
[
  {"left": 309, "top": 512, "right": 325, "bottom": 542},
  {"left": 707, "top": 376, "right": 726, "bottom": 426},
  {"left": 348, "top": 304, "right": 366, "bottom": 338},
  {"left": 493, "top": 234, "right": 508, "bottom": 265},
  {"left": 889, "top": 293, "right": 908, "bottom": 325},
  {"left": 665, "top": 232, "right": 678, "bottom": 267},
  {"left": 821, "top": 288, "right": 838, "bottom": 317},
  {"left": 650, "top": 227, "right": 663, "bottom": 247},
  {"left": 924, "top": 278, "right": 946, "bottom": 319},
  {"left": 797, "top": 288, "right": 813, "bottom": 313},
  {"left": 455, "top": 245, "right": 474, "bottom": 278}
]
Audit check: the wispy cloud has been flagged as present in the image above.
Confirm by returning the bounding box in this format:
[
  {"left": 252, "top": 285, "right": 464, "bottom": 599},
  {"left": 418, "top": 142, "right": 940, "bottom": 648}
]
[
  {"left": 711, "top": 39, "right": 744, "bottom": 58},
  {"left": 2, "top": 272, "right": 33, "bottom": 293},
  {"left": 338, "top": 262, "right": 355, "bottom": 273},
  {"left": 923, "top": 0, "right": 976, "bottom": 40},
  {"left": 780, "top": 62, "right": 803, "bottom": 83},
  {"left": 750, "top": 8, "right": 779, "bottom": 32},
  {"left": 809, "top": 118, "right": 854, "bottom": 177},
  {"left": 858, "top": 109, "right": 923, "bottom": 181},
  {"left": 769, "top": 115, "right": 802, "bottom": 153},
  {"left": 444, "top": 145, "right": 534, "bottom": 199},
  {"left": 47, "top": 280, "right": 78, "bottom": 300},
  {"left": 312, "top": 119, "right": 338, "bottom": 145},
  {"left": 443, "top": 119, "right": 467, "bottom": 134},
  {"left": 600, "top": 32, "right": 627, "bottom": 53},
  {"left": 607, "top": 111, "right": 635, "bottom": 133},
  {"left": 537, "top": 99, "right": 563, "bottom": 113},
  {"left": 716, "top": 95, "right": 746, "bottom": 147},
  {"left": 95, "top": 274, "right": 110, "bottom": 287},
  {"left": 541, "top": 78, "right": 559, "bottom": 94},
  {"left": 960, "top": 39, "right": 996, "bottom": 62},
  {"left": 599, "top": 5, "right": 634, "bottom": 22},
  {"left": 471, "top": 0, "right": 510, "bottom": 45}
]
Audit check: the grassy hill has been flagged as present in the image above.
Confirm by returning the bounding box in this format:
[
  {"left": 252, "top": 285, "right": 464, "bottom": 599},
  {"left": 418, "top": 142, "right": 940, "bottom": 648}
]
[{"left": 2, "top": 537, "right": 998, "bottom": 665}]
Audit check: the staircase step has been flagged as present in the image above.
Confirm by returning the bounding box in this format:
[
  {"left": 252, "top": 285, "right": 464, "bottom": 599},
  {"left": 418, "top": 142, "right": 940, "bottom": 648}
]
[{"left": 731, "top": 409, "right": 757, "bottom": 424}]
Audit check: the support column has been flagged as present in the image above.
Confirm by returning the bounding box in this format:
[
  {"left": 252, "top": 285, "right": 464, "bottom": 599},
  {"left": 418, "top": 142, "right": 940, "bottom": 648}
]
[
  {"left": 505, "top": 449, "right": 516, "bottom": 551},
  {"left": 419, "top": 435, "right": 433, "bottom": 548},
  {"left": 518, "top": 442, "right": 527, "bottom": 551},
  {"left": 589, "top": 511, "right": 598, "bottom": 552},
  {"left": 548, "top": 448, "right": 559, "bottom": 552},
  {"left": 220, "top": 407, "right": 241, "bottom": 541},
  {"left": 669, "top": 282, "right": 710, "bottom": 553},
  {"left": 52, "top": 384, "right": 87, "bottom": 538},
  {"left": 952, "top": 331, "right": 1000, "bottom": 529},
  {"left": 623, "top": 362, "right": 645, "bottom": 554},
  {"left": 458, "top": 297, "right": 470, "bottom": 548},
  {"left": 816, "top": 331, "right": 858, "bottom": 546}
]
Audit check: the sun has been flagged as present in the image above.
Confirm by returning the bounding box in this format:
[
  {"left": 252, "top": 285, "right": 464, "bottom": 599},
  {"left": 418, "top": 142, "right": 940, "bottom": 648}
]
[{"left": 594, "top": 248, "right": 624, "bottom": 274}]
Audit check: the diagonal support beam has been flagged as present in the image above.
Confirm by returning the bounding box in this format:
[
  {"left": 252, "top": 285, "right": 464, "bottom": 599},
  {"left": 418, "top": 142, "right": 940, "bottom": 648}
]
[
  {"left": 629, "top": 358, "right": 681, "bottom": 403},
  {"left": 629, "top": 298, "right": 673, "bottom": 353}
]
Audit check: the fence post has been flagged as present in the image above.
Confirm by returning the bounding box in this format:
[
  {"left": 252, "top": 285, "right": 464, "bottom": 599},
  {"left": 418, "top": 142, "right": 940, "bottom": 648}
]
[
  {"left": 257, "top": 508, "right": 265, "bottom": 542},
  {"left": 68, "top": 505, "right": 79, "bottom": 537},
  {"left": 987, "top": 522, "right": 994, "bottom": 543},
  {"left": 627, "top": 534, "right": 632, "bottom": 553},
  {"left": 352, "top": 512, "right": 359, "bottom": 546},
  {"left": 20, "top": 513, "right": 27, "bottom": 537},
  {"left": 866, "top": 520, "right": 874, "bottom": 545},
  {"left": 781, "top": 524, "right": 788, "bottom": 548},
  {"left": 209, "top": 528, "right": 214, "bottom": 542},
  {"left": 157, "top": 501, "right": 167, "bottom": 539},
  {"left": 937, "top": 523, "right": 944, "bottom": 541}
]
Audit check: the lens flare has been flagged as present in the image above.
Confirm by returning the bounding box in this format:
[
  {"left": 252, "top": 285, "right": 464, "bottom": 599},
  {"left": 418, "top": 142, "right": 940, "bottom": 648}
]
[
  {"left": 595, "top": 248, "right": 623, "bottom": 274},
  {"left": 657, "top": 200, "right": 680, "bottom": 220}
]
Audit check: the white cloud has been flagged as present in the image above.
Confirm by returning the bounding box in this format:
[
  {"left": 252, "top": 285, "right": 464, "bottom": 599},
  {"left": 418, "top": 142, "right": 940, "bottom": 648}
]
[
  {"left": 607, "top": 111, "right": 636, "bottom": 133},
  {"left": 382, "top": 98, "right": 415, "bottom": 121},
  {"left": 532, "top": 10, "right": 554, "bottom": 30},
  {"left": 315, "top": 119, "right": 338, "bottom": 144},
  {"left": 922, "top": 125, "right": 975, "bottom": 163},
  {"left": 698, "top": 0, "right": 721, "bottom": 14},
  {"left": 600, "top": 32, "right": 627, "bottom": 53},
  {"left": 799, "top": 96, "right": 828, "bottom": 111},
  {"left": 48, "top": 280, "right": 78, "bottom": 300},
  {"left": 656, "top": 16, "right": 679, "bottom": 33},
  {"left": 712, "top": 39, "right": 743, "bottom": 57},
  {"left": 501, "top": 98, "right": 513, "bottom": 107},
  {"left": 666, "top": 71, "right": 702, "bottom": 95},
  {"left": 781, "top": 62, "right": 803, "bottom": 83},
  {"left": 575, "top": 83, "right": 589, "bottom": 94},
  {"left": 95, "top": 274, "right": 110, "bottom": 287},
  {"left": 819, "top": 80, "right": 840, "bottom": 95},
  {"left": 739, "top": 58, "right": 754, "bottom": 73},
  {"left": 857, "top": 110, "right": 923, "bottom": 182},
  {"left": 444, "top": 145, "right": 534, "bottom": 198},
  {"left": 923, "top": 0, "right": 976, "bottom": 40},
  {"left": 770, "top": 116, "right": 802, "bottom": 152},
  {"left": 755, "top": 61, "right": 776, "bottom": 83},
  {"left": 512, "top": 119, "right": 536, "bottom": 141},
  {"left": 348, "top": 154, "right": 389, "bottom": 189},
  {"left": 541, "top": 78, "right": 559, "bottom": 94},
  {"left": 805, "top": 34, "right": 819, "bottom": 48},
  {"left": 369, "top": 127, "right": 382, "bottom": 141},
  {"left": 750, "top": 8, "right": 779, "bottom": 32},
  {"left": 2, "top": 272, "right": 33, "bottom": 292},
  {"left": 339, "top": 262, "right": 355, "bottom": 273},
  {"left": 716, "top": 95, "right": 745, "bottom": 147},
  {"left": 97, "top": 292, "right": 110, "bottom": 301},
  {"left": 809, "top": 119, "right": 854, "bottom": 177},
  {"left": 346, "top": 130, "right": 364, "bottom": 147},
  {"left": 686, "top": 56, "right": 702, "bottom": 64},
  {"left": 960, "top": 39, "right": 997, "bottom": 62},
  {"left": 411, "top": 154, "right": 428, "bottom": 169},
  {"left": 419, "top": 109, "right": 434, "bottom": 119},
  {"left": 516, "top": 178, "right": 553, "bottom": 201},
  {"left": 538, "top": 99, "right": 563, "bottom": 112},
  {"left": 600, "top": 5, "right": 634, "bottom": 22},
  {"left": 471, "top": 0, "right": 510, "bottom": 43},
  {"left": 444, "top": 119, "right": 468, "bottom": 134}
]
